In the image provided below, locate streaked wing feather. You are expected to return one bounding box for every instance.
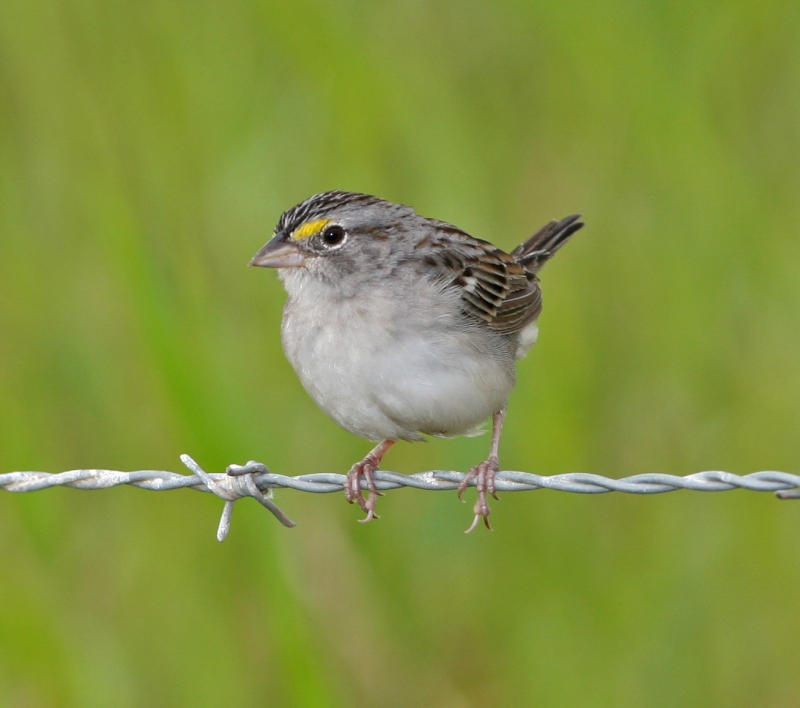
[418,222,543,335]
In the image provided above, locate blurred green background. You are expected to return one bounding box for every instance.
[2,0,800,705]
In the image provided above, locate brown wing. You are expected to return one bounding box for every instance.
[417,221,543,335]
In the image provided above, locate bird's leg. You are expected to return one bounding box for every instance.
[344,439,395,523]
[459,407,506,533]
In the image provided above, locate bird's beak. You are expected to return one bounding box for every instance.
[249,236,306,268]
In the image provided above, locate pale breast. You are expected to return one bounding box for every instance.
[280,278,517,442]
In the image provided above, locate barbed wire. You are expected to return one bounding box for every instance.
[2,455,799,540]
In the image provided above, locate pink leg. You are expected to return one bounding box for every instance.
[458,407,506,533]
[344,440,395,523]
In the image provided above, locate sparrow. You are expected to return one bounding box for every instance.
[251,191,583,531]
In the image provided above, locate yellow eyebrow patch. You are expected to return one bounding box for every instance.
[291,218,332,240]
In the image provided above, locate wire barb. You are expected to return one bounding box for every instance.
[1,458,799,539]
[179,455,296,540]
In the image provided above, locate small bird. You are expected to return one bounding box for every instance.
[251,191,583,531]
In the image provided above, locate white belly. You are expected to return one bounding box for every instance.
[281,288,516,442]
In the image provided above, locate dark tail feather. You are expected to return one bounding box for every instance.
[511,214,584,272]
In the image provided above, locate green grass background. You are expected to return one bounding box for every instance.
[2,0,800,706]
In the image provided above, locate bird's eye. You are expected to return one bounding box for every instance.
[321,225,346,247]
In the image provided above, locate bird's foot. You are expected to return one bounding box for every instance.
[344,454,385,523]
[458,456,500,533]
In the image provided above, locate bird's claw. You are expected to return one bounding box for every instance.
[459,457,499,533]
[344,456,383,522]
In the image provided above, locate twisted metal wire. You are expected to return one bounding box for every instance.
[2,455,799,540]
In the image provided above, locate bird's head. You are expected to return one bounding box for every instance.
[251,190,419,295]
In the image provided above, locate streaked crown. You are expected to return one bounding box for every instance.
[276,190,389,239]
